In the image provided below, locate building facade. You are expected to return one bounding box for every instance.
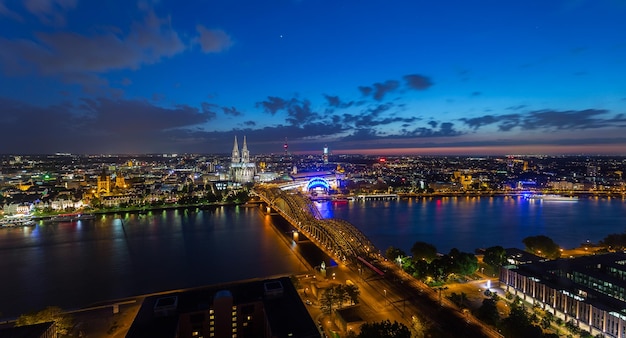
[230,136,256,183]
[501,252,626,337]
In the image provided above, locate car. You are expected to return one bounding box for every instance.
[305,300,312,305]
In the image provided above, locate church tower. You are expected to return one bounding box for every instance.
[231,136,240,164]
[230,136,256,183]
[242,136,250,163]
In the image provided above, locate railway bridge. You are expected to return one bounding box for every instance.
[253,186,378,265]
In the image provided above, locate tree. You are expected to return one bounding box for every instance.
[385,246,407,262]
[334,284,349,308]
[476,297,500,326]
[411,241,438,263]
[450,250,478,276]
[319,288,335,315]
[600,232,626,251]
[344,284,361,305]
[15,306,73,335]
[357,320,411,338]
[501,302,543,338]
[483,245,507,269]
[522,235,561,259]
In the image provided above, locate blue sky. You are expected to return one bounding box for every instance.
[1,0,625,155]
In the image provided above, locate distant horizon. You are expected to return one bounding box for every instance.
[2,149,625,158]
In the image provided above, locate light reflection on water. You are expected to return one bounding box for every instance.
[0,206,307,319]
[321,196,626,254]
[1,197,624,319]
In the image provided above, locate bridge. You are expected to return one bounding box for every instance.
[253,186,378,265]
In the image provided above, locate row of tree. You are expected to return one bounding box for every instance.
[386,242,478,283]
[319,283,361,315]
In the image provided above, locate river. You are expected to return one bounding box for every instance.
[1,196,625,319]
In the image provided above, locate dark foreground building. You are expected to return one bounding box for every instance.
[501,252,626,338]
[127,276,320,338]
[0,321,56,338]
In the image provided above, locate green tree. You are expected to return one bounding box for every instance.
[483,245,507,269]
[357,320,411,338]
[15,306,73,335]
[450,250,478,276]
[385,246,407,262]
[522,235,561,259]
[410,241,438,263]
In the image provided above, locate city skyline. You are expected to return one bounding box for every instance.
[1,0,625,155]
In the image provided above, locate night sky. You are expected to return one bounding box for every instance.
[1,0,625,155]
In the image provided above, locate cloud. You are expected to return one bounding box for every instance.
[358,74,433,102]
[0,8,200,89]
[0,1,23,21]
[23,0,77,25]
[256,96,319,127]
[222,106,243,116]
[0,96,219,154]
[323,94,354,108]
[196,25,233,53]
[405,122,462,137]
[521,109,625,130]
[195,25,233,53]
[461,114,517,130]
[256,96,289,115]
[359,80,399,101]
[460,109,626,132]
[403,74,433,90]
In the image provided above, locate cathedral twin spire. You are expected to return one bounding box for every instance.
[231,136,249,164]
[230,136,255,183]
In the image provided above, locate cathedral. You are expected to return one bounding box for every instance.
[230,136,256,183]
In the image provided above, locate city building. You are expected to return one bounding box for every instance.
[126,276,320,338]
[501,252,626,337]
[230,136,256,184]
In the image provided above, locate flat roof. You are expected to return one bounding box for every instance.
[127,276,319,338]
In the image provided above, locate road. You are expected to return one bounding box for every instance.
[298,255,504,338]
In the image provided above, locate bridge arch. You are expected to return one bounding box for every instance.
[254,186,377,264]
[306,177,330,192]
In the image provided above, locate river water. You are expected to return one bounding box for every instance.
[1,196,625,319]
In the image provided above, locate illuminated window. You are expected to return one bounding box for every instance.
[209,315,214,320]
[232,306,237,310]
[209,309,214,315]
[209,321,214,326]
[192,331,199,336]
[210,334,214,337]
[232,323,237,327]
[246,315,251,321]
[232,316,237,321]
[210,327,214,332]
